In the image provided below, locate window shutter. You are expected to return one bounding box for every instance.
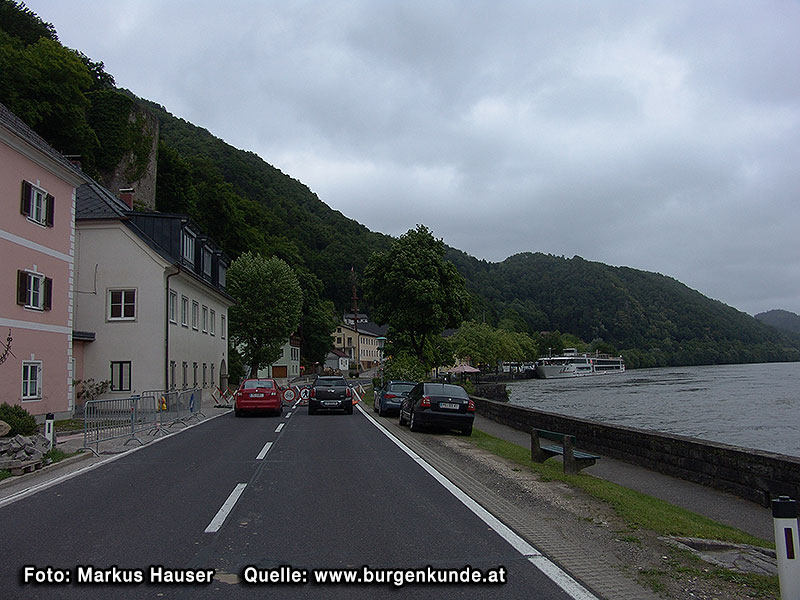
[45,194,55,227]
[20,181,32,216]
[17,271,28,305]
[43,277,53,311]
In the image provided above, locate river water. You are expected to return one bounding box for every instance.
[507,362,800,458]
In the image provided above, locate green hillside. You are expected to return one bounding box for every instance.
[3,0,799,368]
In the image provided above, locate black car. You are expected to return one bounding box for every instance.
[373,380,416,417]
[309,376,353,414]
[399,383,474,435]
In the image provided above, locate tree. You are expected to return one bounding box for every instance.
[227,252,302,375]
[296,270,339,366]
[363,225,471,367]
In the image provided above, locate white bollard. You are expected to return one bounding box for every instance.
[44,412,55,447]
[773,496,800,600]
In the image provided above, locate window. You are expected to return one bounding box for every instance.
[193,362,198,387]
[17,270,52,311]
[182,362,188,389]
[218,264,226,288]
[192,301,199,330]
[202,363,207,387]
[181,296,189,327]
[203,247,212,278]
[211,363,215,387]
[169,290,177,324]
[202,305,208,333]
[20,181,54,227]
[22,361,42,400]
[221,315,226,339]
[210,309,216,336]
[182,231,195,266]
[109,289,136,320]
[110,361,131,392]
[170,361,177,391]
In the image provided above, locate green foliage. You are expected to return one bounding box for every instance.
[227,252,303,374]
[296,270,340,365]
[451,321,538,367]
[0,1,57,46]
[363,225,471,366]
[0,402,38,436]
[383,353,427,383]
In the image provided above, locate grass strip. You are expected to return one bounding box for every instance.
[468,428,773,548]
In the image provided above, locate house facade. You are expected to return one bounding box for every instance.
[257,334,301,383]
[0,103,87,418]
[332,320,387,371]
[74,183,233,406]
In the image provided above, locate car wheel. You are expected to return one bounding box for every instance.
[309,406,317,415]
[346,404,353,415]
[398,410,408,426]
[373,399,379,413]
[378,404,387,417]
[461,425,473,436]
[234,408,241,417]
[409,410,421,432]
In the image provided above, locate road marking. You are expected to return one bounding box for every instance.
[205,483,247,533]
[275,423,285,433]
[285,411,292,418]
[255,441,273,460]
[356,403,600,600]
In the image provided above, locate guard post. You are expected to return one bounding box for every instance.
[773,495,800,599]
[44,412,55,447]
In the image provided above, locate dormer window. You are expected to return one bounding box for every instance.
[203,246,212,278]
[21,181,54,227]
[218,263,226,288]
[182,231,195,266]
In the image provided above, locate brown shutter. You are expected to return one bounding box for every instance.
[17,271,28,305]
[45,194,55,227]
[43,277,53,311]
[20,181,32,216]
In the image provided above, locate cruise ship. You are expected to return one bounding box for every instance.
[534,348,625,379]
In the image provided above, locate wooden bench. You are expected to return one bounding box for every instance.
[530,429,600,474]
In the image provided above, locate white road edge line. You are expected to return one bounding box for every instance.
[0,408,231,510]
[356,403,599,600]
[256,441,273,460]
[275,423,285,433]
[204,483,247,533]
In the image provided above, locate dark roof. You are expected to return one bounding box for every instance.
[76,179,129,220]
[328,349,349,358]
[357,321,389,337]
[0,102,86,182]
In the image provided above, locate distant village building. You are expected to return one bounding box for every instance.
[0,102,88,418]
[257,334,301,383]
[324,349,350,373]
[333,318,388,371]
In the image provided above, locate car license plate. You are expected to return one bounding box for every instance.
[440,402,459,410]
[323,401,339,406]
[251,393,264,398]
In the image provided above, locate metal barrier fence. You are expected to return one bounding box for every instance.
[83,388,205,455]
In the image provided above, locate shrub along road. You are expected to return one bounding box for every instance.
[0,403,601,599]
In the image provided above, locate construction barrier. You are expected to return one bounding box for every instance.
[83,388,203,455]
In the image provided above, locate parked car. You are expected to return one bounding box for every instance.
[374,380,416,417]
[234,378,283,417]
[309,375,353,415]
[398,383,474,435]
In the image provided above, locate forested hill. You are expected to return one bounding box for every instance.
[135,96,392,309]
[446,250,800,367]
[756,310,800,337]
[2,0,798,368]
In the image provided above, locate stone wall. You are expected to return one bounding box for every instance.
[471,396,800,507]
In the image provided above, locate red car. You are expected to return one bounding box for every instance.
[234,378,283,417]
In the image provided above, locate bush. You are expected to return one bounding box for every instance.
[0,402,38,436]
[383,353,427,382]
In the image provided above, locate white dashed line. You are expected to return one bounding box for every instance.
[204,483,247,533]
[255,441,273,460]
[275,423,285,433]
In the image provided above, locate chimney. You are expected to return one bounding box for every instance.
[119,188,135,209]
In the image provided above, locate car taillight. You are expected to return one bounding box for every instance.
[346,387,352,398]
[420,395,431,408]
[467,399,475,412]
[385,393,397,399]
[310,388,316,398]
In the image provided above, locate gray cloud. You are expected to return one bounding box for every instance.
[28,0,800,315]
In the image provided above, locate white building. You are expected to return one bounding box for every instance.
[74,182,233,405]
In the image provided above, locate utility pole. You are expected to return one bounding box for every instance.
[351,267,360,376]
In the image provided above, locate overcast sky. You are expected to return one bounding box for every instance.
[26,0,800,316]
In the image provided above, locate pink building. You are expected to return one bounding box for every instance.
[0,103,87,418]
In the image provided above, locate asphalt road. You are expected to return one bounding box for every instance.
[0,403,595,599]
